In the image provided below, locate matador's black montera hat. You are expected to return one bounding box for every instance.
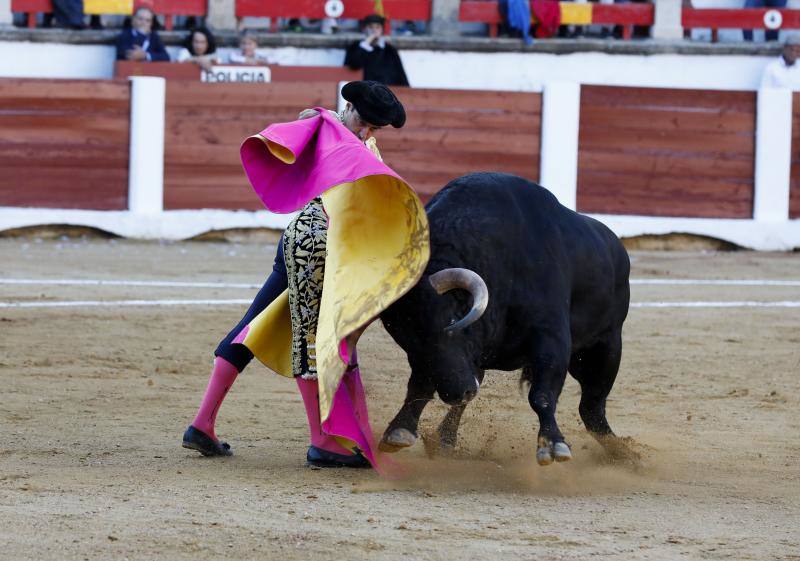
[342,80,406,129]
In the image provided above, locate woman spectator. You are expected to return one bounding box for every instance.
[228,31,269,65]
[176,27,220,71]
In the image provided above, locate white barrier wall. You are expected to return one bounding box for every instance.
[1,76,797,250]
[0,41,116,78]
[0,41,781,92]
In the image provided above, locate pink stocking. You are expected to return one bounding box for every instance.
[296,376,355,456]
[191,356,239,441]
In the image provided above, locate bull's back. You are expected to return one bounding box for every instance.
[426,173,629,343]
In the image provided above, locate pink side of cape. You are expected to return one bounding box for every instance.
[240,108,403,214]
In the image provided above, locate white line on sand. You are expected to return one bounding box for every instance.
[630,279,800,287]
[0,299,253,308]
[0,279,261,289]
[631,301,800,308]
[1,299,799,309]
[2,278,800,289]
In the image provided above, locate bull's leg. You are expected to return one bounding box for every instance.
[524,332,572,466]
[435,369,484,451]
[569,329,636,461]
[436,404,467,452]
[379,369,435,453]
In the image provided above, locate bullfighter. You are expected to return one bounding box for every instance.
[182,81,429,470]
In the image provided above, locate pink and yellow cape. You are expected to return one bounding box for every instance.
[237,108,429,471]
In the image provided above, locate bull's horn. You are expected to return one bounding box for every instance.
[428,268,489,333]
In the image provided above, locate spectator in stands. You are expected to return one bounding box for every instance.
[228,31,269,65]
[743,0,787,42]
[760,35,800,89]
[176,27,220,71]
[344,14,409,86]
[115,7,170,62]
[51,0,84,29]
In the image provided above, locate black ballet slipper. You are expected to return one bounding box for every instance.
[305,446,371,469]
[182,425,233,457]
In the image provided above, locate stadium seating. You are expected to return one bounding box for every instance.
[234,0,432,35]
[10,0,800,42]
[682,7,800,42]
[11,0,207,30]
[459,1,654,40]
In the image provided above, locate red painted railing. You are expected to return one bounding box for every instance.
[682,8,800,41]
[234,0,432,35]
[11,0,207,30]
[459,1,654,40]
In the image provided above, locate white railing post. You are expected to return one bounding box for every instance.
[0,0,12,26]
[753,87,793,223]
[128,77,166,215]
[651,0,683,40]
[207,0,237,30]
[430,0,461,37]
[539,81,581,210]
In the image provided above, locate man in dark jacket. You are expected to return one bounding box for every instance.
[115,7,170,62]
[51,0,85,29]
[344,14,409,86]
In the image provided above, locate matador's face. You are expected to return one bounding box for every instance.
[341,103,383,142]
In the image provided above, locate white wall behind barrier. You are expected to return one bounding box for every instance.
[0,208,293,239]
[401,51,775,92]
[0,41,779,92]
[0,41,115,78]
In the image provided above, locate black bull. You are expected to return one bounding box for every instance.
[377,172,631,465]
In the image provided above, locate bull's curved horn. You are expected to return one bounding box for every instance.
[428,268,489,333]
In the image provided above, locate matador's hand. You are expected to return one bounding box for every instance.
[297,108,319,120]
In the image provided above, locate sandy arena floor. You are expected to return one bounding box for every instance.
[0,237,798,560]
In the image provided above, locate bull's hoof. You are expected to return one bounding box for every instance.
[553,441,572,462]
[536,437,571,466]
[379,428,417,453]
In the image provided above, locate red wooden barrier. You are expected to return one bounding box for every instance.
[682,8,800,42]
[11,0,206,30]
[163,82,338,210]
[235,0,432,34]
[577,85,756,219]
[162,83,541,208]
[0,79,131,210]
[381,87,541,202]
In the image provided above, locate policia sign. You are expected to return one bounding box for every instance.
[202,66,272,83]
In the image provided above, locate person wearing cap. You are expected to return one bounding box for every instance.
[760,36,800,89]
[182,81,408,469]
[344,14,409,86]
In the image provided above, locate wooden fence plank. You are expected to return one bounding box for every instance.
[163,81,338,210]
[0,78,130,210]
[163,83,542,208]
[577,85,756,218]
[388,86,541,202]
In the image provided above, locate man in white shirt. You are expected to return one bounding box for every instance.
[760,36,800,89]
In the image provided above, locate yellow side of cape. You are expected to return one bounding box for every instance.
[242,174,429,421]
